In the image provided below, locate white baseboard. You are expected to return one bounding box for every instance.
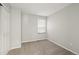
[22,39,46,43]
[48,39,78,55]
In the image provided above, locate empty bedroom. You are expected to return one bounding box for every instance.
[0,3,79,55]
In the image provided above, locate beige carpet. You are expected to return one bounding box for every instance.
[8,39,75,55]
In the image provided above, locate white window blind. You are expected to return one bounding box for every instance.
[38,19,46,33]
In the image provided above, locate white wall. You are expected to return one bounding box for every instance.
[47,3,79,54]
[22,14,47,42]
[0,6,10,54]
[10,7,21,49]
[0,5,21,54]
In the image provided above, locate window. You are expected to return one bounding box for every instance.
[38,19,46,33]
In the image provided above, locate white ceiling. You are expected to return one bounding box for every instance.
[9,3,71,16]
